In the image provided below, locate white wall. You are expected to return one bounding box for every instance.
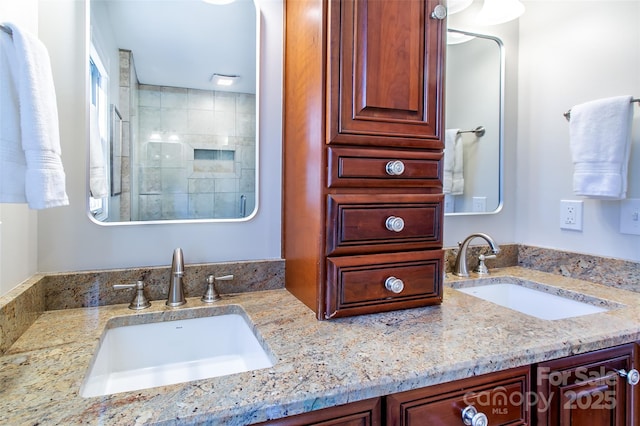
[34,0,283,273]
[0,0,39,295]
[516,0,640,262]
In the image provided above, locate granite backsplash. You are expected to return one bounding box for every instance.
[1,244,638,355]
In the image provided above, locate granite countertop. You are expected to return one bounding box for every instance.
[2,266,640,425]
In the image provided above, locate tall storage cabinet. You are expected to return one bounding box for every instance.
[283,0,447,320]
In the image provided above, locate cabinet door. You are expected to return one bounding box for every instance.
[328,0,445,149]
[536,343,639,426]
[256,397,381,425]
[386,366,531,425]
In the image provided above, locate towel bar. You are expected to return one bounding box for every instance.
[564,98,639,121]
[457,126,486,137]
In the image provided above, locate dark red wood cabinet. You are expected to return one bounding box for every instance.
[283,0,446,320]
[535,343,639,426]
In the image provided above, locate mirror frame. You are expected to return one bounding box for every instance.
[445,28,504,216]
[86,0,261,226]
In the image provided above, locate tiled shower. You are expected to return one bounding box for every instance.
[121,50,256,221]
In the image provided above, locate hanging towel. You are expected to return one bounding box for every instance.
[443,128,464,195]
[569,95,633,200]
[1,22,69,209]
[0,26,27,203]
[89,104,108,198]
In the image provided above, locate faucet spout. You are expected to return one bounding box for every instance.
[453,233,500,277]
[166,248,186,307]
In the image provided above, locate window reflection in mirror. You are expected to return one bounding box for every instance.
[445,29,503,215]
[88,0,258,224]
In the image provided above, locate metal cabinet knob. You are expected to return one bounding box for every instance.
[461,406,488,426]
[618,368,640,386]
[385,277,405,294]
[385,160,405,176]
[431,4,447,20]
[385,216,405,232]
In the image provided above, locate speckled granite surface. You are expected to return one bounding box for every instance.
[43,259,285,310]
[444,243,518,272]
[0,274,45,354]
[2,266,640,425]
[518,245,640,292]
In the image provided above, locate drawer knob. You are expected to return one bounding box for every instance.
[385,160,405,176]
[385,277,405,294]
[431,4,447,20]
[618,368,640,386]
[385,216,405,232]
[461,406,488,426]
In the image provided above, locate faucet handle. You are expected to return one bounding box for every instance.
[214,275,234,282]
[113,281,151,310]
[201,275,234,303]
[474,254,497,275]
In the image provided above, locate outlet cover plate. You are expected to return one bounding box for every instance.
[620,199,640,235]
[560,200,583,231]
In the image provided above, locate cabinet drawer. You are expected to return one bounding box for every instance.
[387,366,531,426]
[326,194,443,255]
[325,250,443,319]
[327,147,442,188]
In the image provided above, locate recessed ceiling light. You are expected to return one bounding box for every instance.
[211,74,239,86]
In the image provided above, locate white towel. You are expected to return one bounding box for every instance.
[0,27,27,203]
[89,104,108,198]
[569,95,633,200]
[443,128,464,195]
[1,23,69,209]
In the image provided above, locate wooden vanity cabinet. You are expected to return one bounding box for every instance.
[256,397,382,426]
[386,366,531,426]
[535,343,639,426]
[284,0,446,319]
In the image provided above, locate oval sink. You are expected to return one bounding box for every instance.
[453,278,619,321]
[80,306,275,397]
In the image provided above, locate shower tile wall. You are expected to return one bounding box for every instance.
[117,50,136,221]
[136,85,256,220]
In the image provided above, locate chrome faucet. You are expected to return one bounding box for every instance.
[453,233,501,277]
[166,248,186,307]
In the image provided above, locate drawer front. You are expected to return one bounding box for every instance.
[327,194,443,255]
[325,250,443,319]
[328,147,442,188]
[387,366,531,426]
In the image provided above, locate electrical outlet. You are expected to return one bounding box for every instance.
[472,196,487,213]
[560,200,583,231]
[620,199,640,235]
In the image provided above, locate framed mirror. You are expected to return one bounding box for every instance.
[88,0,258,224]
[444,29,504,215]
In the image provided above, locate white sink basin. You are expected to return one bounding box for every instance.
[455,279,614,320]
[80,307,275,397]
